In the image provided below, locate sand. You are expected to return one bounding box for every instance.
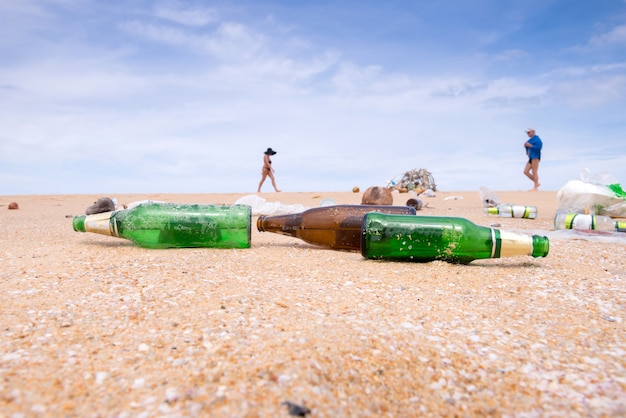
[0,190,624,417]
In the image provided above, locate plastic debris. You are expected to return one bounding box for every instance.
[479,187,500,208]
[419,189,436,197]
[388,168,437,192]
[556,169,626,217]
[235,195,308,216]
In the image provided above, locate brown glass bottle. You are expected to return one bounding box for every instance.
[256,205,416,250]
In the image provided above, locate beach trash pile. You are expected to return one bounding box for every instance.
[388,168,437,193]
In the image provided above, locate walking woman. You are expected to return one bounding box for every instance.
[257,147,281,192]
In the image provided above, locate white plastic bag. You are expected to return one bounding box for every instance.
[556,170,626,217]
[235,195,308,216]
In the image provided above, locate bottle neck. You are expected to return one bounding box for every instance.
[257,214,301,236]
[82,211,117,237]
[496,229,532,258]
[495,229,549,258]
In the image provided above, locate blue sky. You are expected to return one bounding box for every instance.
[1,0,625,195]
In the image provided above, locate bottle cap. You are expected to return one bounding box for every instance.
[531,235,550,258]
[73,215,86,232]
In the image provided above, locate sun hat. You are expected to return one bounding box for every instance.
[264,148,277,155]
[525,128,535,133]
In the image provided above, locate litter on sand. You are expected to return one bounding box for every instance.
[388,168,437,193]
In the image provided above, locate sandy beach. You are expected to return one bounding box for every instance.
[1,190,624,417]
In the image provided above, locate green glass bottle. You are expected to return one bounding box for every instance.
[73,202,251,249]
[257,205,416,250]
[361,213,549,264]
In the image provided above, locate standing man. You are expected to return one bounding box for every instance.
[523,128,542,191]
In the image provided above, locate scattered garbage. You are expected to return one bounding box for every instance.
[388,168,437,193]
[406,198,423,210]
[480,187,536,219]
[444,196,463,201]
[556,169,626,217]
[419,189,436,197]
[235,195,308,216]
[479,187,500,207]
[486,204,537,219]
[8,202,19,210]
[554,213,626,232]
[352,186,360,193]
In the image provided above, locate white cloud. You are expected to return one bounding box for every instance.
[154,1,217,27]
[122,20,266,62]
[540,63,626,108]
[492,49,529,62]
[550,74,626,108]
[589,24,626,46]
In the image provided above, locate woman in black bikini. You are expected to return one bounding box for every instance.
[257,147,281,192]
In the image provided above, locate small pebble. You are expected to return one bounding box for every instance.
[282,401,311,417]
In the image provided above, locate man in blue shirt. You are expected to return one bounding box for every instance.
[523,128,542,191]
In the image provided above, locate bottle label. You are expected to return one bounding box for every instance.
[490,228,499,257]
[511,205,536,219]
[563,214,594,230]
[84,212,114,237]
[498,230,533,257]
[496,204,536,218]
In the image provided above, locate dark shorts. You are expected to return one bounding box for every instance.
[528,157,540,164]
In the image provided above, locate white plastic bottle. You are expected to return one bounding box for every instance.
[554,213,626,232]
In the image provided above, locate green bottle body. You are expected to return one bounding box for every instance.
[361,213,549,264]
[73,202,251,249]
[257,205,416,250]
